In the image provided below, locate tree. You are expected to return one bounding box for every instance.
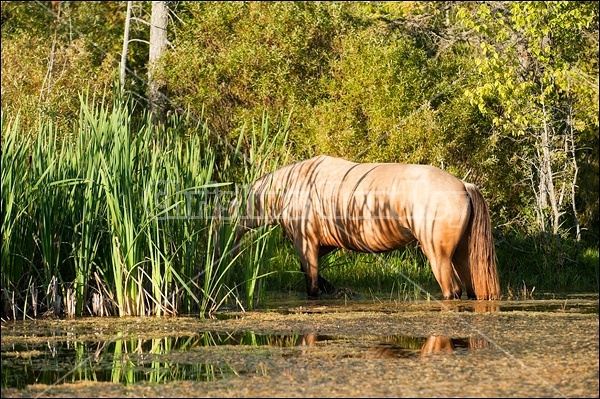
[120,1,133,91]
[458,2,598,239]
[148,1,168,125]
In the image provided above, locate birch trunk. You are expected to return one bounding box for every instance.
[120,1,133,91]
[540,98,560,235]
[148,1,168,125]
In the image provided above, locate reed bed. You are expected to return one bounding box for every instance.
[1,97,289,319]
[1,96,444,321]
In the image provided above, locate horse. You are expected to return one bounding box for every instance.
[228,155,499,300]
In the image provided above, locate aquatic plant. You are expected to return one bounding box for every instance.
[0,96,289,319]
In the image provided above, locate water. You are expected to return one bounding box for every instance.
[0,331,491,389]
[1,294,598,397]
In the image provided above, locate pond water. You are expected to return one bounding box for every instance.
[1,293,598,398]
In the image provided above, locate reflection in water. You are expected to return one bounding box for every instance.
[420,335,489,355]
[451,303,500,313]
[420,336,456,355]
[1,331,488,389]
[363,335,490,359]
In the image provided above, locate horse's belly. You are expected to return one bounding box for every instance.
[320,220,416,253]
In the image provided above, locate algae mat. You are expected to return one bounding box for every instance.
[1,295,598,398]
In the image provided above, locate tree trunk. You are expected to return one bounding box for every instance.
[148,1,168,126]
[540,98,560,235]
[120,1,133,92]
[567,105,581,241]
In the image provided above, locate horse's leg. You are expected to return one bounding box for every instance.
[295,260,333,295]
[294,238,320,299]
[452,233,476,299]
[419,192,471,299]
[433,257,462,300]
[422,245,462,299]
[318,275,336,294]
[317,246,337,294]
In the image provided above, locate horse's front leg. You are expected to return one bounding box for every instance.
[317,246,337,294]
[295,265,334,295]
[295,239,320,299]
[318,275,336,294]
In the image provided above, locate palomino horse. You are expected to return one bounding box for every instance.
[230,155,499,300]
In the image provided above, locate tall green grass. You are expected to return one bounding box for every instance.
[0,97,289,319]
[495,231,600,295]
[7,96,592,320]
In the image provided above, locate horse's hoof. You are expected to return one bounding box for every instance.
[443,294,460,300]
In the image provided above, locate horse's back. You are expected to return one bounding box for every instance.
[303,155,464,190]
[279,156,470,252]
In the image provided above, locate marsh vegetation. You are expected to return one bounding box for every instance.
[1,2,598,320]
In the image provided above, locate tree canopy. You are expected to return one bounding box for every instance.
[2,1,598,241]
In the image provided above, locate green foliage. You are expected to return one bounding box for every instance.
[161,2,483,167]
[1,2,598,318]
[457,1,599,237]
[458,1,598,135]
[496,229,599,294]
[0,1,153,133]
[1,97,275,318]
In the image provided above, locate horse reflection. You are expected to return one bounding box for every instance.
[373,335,490,358]
[295,333,489,359]
[300,333,319,346]
[421,336,462,356]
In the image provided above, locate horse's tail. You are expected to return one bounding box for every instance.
[464,183,500,300]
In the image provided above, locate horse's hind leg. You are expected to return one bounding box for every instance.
[422,244,462,299]
[431,257,462,300]
[452,233,476,299]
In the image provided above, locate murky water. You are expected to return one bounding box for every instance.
[1,293,598,397]
[0,331,490,389]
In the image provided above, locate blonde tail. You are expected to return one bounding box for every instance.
[464,183,500,300]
